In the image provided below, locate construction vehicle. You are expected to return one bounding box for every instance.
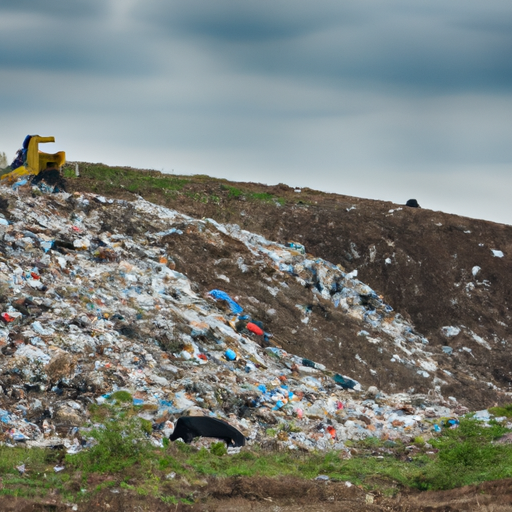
[1,135,66,182]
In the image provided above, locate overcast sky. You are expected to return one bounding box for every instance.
[1,1,512,225]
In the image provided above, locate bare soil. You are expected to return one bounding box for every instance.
[1,476,511,511]
[70,172,512,409]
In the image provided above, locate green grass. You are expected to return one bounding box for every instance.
[0,405,508,505]
[63,162,290,209]
[62,163,189,195]
[218,184,285,204]
[489,403,512,418]
[412,418,512,490]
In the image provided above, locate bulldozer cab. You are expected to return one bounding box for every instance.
[2,135,66,181]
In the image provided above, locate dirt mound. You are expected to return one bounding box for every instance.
[68,169,512,408]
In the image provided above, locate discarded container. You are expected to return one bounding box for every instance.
[225,349,237,361]
[247,322,264,336]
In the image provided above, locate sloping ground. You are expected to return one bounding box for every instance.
[67,163,512,408]
[0,167,508,511]
[0,186,473,450]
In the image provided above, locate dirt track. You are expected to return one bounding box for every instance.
[2,476,511,511]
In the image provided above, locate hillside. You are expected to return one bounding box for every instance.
[66,162,512,409]
[0,164,509,510]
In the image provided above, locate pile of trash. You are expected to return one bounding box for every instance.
[0,184,504,453]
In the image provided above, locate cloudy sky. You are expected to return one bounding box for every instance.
[1,1,512,225]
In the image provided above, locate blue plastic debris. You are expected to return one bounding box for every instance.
[40,240,53,252]
[287,241,306,254]
[133,398,144,406]
[154,228,183,236]
[208,289,243,314]
[333,374,357,390]
[225,349,237,361]
[12,179,28,190]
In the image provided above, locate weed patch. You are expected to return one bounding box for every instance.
[0,416,508,504]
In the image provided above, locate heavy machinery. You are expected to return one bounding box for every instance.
[1,135,66,182]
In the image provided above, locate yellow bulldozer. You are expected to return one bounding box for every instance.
[1,135,66,182]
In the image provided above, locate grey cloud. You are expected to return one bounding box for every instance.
[137,0,365,42]
[138,0,512,93]
[0,24,155,75]
[0,0,106,18]
[0,0,511,225]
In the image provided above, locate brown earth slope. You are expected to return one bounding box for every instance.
[68,165,512,408]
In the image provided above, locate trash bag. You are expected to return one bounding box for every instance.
[247,322,264,336]
[208,289,243,314]
[333,374,357,390]
[169,416,246,447]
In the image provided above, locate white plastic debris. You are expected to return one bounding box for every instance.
[441,326,461,338]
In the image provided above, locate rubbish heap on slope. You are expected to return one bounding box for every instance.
[0,184,504,454]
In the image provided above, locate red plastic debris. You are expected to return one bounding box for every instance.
[30,272,40,280]
[72,226,81,232]
[247,322,264,336]
[326,426,337,439]
[1,313,15,323]
[197,353,208,361]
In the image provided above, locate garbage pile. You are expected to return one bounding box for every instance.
[0,185,502,453]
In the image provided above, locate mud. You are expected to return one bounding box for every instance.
[1,476,511,511]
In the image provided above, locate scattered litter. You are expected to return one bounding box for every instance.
[441,326,460,338]
[0,185,495,457]
[208,289,243,314]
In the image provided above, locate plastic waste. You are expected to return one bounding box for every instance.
[0,187,478,456]
[247,322,264,336]
[208,289,243,314]
[333,374,358,390]
[225,349,237,361]
[287,241,306,254]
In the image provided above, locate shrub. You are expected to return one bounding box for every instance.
[66,403,152,474]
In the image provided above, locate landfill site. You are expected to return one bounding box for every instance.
[0,146,511,510]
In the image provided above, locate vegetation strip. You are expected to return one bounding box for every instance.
[0,399,510,506]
